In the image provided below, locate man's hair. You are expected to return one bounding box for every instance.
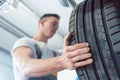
[38,13,60,27]
[40,13,60,20]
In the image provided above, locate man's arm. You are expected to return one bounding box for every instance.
[13,46,63,77]
[13,33,93,77]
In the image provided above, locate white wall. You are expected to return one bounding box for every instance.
[0,51,14,80]
[58,70,79,80]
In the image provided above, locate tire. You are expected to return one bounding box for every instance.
[69,0,120,80]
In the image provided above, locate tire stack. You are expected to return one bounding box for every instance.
[69,0,120,80]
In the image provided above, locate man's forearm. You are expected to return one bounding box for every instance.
[21,56,64,77]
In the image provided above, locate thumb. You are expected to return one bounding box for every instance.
[64,32,72,47]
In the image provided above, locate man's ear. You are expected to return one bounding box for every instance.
[40,19,44,25]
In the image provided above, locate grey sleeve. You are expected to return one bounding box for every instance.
[11,37,36,57]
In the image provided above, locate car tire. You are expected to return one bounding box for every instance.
[69,0,120,80]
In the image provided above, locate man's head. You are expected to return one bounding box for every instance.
[38,13,60,39]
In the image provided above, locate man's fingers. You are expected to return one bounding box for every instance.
[68,47,90,57]
[64,32,72,47]
[71,53,92,62]
[74,59,93,68]
[65,43,89,51]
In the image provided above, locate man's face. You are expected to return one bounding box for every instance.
[40,16,59,38]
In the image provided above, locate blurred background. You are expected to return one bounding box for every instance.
[0,0,84,80]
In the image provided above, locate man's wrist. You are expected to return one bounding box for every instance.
[55,56,65,70]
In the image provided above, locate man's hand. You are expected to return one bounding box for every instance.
[60,32,93,70]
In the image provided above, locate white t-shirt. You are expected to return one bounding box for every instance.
[11,37,60,80]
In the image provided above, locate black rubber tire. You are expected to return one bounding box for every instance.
[69,0,120,80]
